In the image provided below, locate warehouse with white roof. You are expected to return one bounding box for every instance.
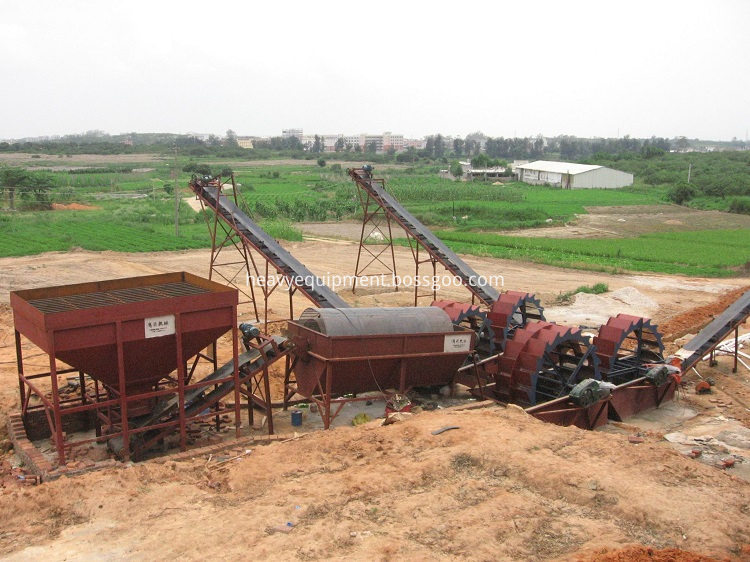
[516,160,634,189]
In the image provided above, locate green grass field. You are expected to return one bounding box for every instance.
[0,195,302,258]
[432,229,750,277]
[1,160,748,277]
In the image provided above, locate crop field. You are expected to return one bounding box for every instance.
[1,159,748,276]
[433,229,750,276]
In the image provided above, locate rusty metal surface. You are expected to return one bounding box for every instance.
[526,395,610,430]
[12,273,242,466]
[432,300,495,356]
[527,376,676,428]
[607,377,676,421]
[11,272,237,393]
[285,314,475,428]
[493,321,599,406]
[487,290,545,351]
[26,282,208,314]
[287,321,474,396]
[593,314,664,385]
[298,307,454,337]
[348,168,500,306]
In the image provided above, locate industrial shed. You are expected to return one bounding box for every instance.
[516,160,634,189]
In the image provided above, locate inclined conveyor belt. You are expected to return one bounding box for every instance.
[677,289,750,371]
[349,169,500,306]
[192,183,349,309]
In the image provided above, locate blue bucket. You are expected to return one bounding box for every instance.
[291,410,303,427]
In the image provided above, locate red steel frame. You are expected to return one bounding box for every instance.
[15,321,240,465]
[351,172,446,307]
[199,176,261,322]
[352,181,400,294]
[11,273,242,465]
[349,168,493,307]
[195,174,326,329]
[283,322,475,429]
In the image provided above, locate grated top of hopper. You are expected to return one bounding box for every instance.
[28,282,209,314]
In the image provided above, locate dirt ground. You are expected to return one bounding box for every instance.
[300,205,750,241]
[1,240,750,560]
[0,153,166,166]
[502,205,750,239]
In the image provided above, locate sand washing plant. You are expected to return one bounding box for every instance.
[8,167,750,479]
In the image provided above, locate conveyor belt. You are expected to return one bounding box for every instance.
[349,168,500,306]
[191,181,348,309]
[676,289,750,372]
[109,336,287,455]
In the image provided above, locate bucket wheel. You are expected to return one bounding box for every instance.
[487,290,545,351]
[593,314,664,385]
[494,321,600,406]
[432,300,495,356]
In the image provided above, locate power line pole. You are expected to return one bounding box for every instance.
[172,145,179,237]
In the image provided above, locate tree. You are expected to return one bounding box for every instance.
[397,147,417,163]
[453,138,464,156]
[182,162,212,176]
[471,153,490,169]
[424,136,435,159]
[334,137,345,152]
[450,160,463,180]
[675,136,690,151]
[1,168,54,210]
[312,135,323,153]
[226,129,239,147]
[367,140,378,154]
[434,134,445,158]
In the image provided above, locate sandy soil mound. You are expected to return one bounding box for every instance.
[659,286,750,344]
[1,407,749,560]
[545,287,659,327]
[51,203,98,211]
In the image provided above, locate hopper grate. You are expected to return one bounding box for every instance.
[28,282,209,314]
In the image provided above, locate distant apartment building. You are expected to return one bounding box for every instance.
[236,136,255,149]
[283,129,421,153]
[344,135,364,148]
[383,132,404,152]
[403,138,426,150]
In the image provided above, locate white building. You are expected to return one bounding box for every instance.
[282,128,303,140]
[516,160,633,189]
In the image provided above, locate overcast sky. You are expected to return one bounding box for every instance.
[1,0,748,141]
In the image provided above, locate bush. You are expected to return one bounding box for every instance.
[556,283,609,304]
[182,162,212,176]
[728,197,750,215]
[667,183,696,205]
